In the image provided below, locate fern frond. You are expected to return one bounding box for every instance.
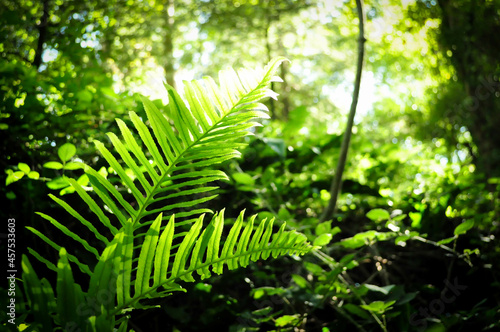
[25,58,317,328]
[29,57,288,267]
[21,256,56,330]
[112,209,312,313]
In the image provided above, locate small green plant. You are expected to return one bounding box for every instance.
[20,57,315,331]
[6,142,88,196]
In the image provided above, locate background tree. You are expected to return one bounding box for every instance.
[408,0,500,180]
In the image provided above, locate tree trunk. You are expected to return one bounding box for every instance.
[163,0,176,89]
[264,12,276,118]
[437,0,500,179]
[33,0,50,69]
[320,0,366,222]
[280,60,290,121]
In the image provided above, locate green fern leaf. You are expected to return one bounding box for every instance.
[120,209,312,312]
[29,56,287,259]
[56,248,87,329]
[21,256,55,330]
[26,57,317,328]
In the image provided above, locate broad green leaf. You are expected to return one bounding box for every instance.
[313,233,333,246]
[291,274,309,289]
[193,282,212,293]
[366,208,390,222]
[63,162,83,170]
[58,143,76,162]
[252,306,273,316]
[304,262,324,275]
[6,171,24,185]
[409,212,422,228]
[339,237,366,249]
[233,172,255,186]
[60,186,76,196]
[18,162,30,173]
[331,226,341,236]
[437,236,456,245]
[77,174,89,186]
[340,231,396,249]
[251,287,285,300]
[44,161,63,170]
[275,314,300,327]
[315,221,331,235]
[454,219,474,236]
[46,177,70,190]
[14,171,25,179]
[360,300,396,313]
[28,171,40,179]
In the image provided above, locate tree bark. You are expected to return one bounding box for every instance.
[264,11,276,118]
[320,0,366,222]
[163,0,176,89]
[33,0,50,69]
[280,60,290,121]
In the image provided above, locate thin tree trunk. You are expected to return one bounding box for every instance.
[320,0,366,223]
[276,31,290,121]
[280,60,290,120]
[265,13,276,118]
[33,0,50,69]
[163,0,176,89]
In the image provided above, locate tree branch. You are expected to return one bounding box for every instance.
[320,0,366,223]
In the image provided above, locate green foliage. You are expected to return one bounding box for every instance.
[453,219,474,236]
[2,1,500,331]
[19,58,315,330]
[366,208,390,222]
[6,142,88,197]
[5,163,39,185]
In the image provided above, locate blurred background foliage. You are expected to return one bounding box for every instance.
[1,0,499,331]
